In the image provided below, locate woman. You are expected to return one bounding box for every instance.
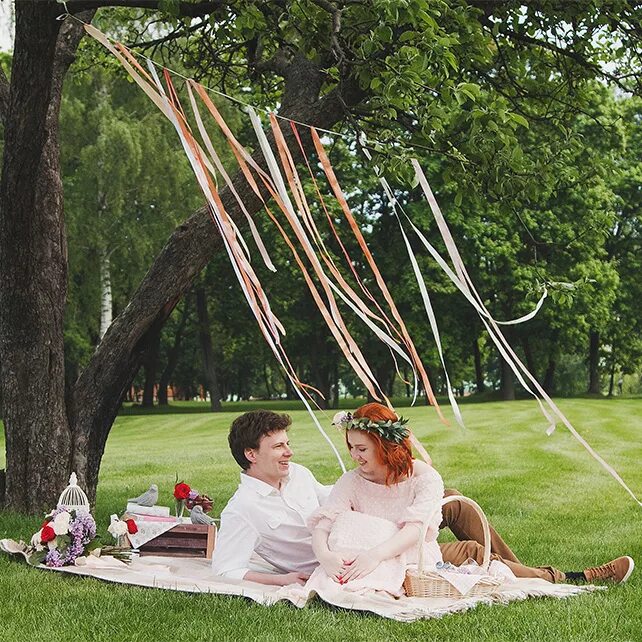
[306,402,444,597]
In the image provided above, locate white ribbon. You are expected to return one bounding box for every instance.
[411,160,641,507]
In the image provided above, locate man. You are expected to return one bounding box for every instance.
[211,410,634,586]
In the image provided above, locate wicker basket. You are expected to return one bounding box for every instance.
[404,495,504,599]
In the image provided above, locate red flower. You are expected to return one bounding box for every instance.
[174,482,191,500]
[41,525,56,544]
[125,519,138,535]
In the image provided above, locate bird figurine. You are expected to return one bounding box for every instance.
[127,484,158,507]
[189,505,216,526]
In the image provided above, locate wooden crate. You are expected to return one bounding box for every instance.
[138,523,216,559]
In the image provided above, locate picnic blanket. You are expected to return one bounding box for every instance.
[0,539,601,622]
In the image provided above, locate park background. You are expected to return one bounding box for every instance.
[0,2,641,640]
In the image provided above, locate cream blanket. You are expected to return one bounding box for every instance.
[1,539,601,622]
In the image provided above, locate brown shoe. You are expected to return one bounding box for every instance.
[583,556,634,583]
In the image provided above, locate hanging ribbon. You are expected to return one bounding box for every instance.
[411,160,641,506]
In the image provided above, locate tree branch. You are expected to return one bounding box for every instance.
[65,0,224,17]
[70,63,365,491]
[479,15,638,94]
[126,18,207,49]
[254,49,291,76]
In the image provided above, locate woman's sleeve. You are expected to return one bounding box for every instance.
[307,472,354,532]
[399,467,444,541]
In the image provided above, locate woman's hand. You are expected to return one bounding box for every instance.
[319,551,351,582]
[340,550,383,582]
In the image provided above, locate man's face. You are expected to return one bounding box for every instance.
[245,429,293,487]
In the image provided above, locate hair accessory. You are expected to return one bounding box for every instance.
[332,411,410,444]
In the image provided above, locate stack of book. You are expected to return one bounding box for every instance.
[125,503,171,517]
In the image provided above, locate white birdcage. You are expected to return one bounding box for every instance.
[56,472,91,513]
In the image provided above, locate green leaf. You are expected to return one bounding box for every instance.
[57,534,71,549]
[399,31,418,43]
[510,112,530,128]
[27,550,47,567]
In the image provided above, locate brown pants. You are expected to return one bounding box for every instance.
[439,488,566,583]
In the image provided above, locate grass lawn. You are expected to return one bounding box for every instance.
[1,398,641,641]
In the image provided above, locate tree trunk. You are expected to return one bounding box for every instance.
[158,300,190,406]
[607,358,616,398]
[500,357,515,400]
[0,6,95,512]
[99,248,112,340]
[141,329,161,408]
[542,356,556,395]
[330,360,339,409]
[521,336,538,382]
[472,338,485,393]
[1,5,364,510]
[263,364,273,399]
[195,288,222,412]
[588,330,601,394]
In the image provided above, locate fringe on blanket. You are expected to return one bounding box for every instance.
[278,579,602,622]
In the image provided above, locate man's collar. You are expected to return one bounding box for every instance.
[240,470,290,496]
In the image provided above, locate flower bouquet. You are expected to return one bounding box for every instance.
[107,515,138,546]
[27,507,96,567]
[174,479,213,518]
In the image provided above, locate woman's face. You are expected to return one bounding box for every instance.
[346,429,382,478]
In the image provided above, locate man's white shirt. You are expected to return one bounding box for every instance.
[211,462,331,579]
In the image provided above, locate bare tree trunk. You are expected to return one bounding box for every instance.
[0,6,94,512]
[542,356,556,395]
[263,364,273,399]
[141,329,161,407]
[196,288,222,411]
[158,300,190,406]
[607,358,616,398]
[99,249,112,340]
[472,338,485,393]
[521,336,538,382]
[588,330,601,394]
[500,357,515,401]
[330,360,339,409]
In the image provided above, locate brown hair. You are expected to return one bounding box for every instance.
[228,410,291,470]
[351,402,413,485]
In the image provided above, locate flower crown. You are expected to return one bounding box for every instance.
[332,411,410,444]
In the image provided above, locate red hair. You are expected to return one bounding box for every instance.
[351,403,413,485]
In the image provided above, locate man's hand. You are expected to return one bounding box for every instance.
[319,551,351,583]
[339,551,382,583]
[278,572,309,586]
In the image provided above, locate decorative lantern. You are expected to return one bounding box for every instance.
[57,472,91,513]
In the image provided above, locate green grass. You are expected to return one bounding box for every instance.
[1,399,641,641]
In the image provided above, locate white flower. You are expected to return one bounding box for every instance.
[52,511,71,535]
[331,411,352,429]
[108,519,127,539]
[30,530,44,548]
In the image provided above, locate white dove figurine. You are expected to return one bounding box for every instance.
[189,505,216,526]
[127,484,158,507]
